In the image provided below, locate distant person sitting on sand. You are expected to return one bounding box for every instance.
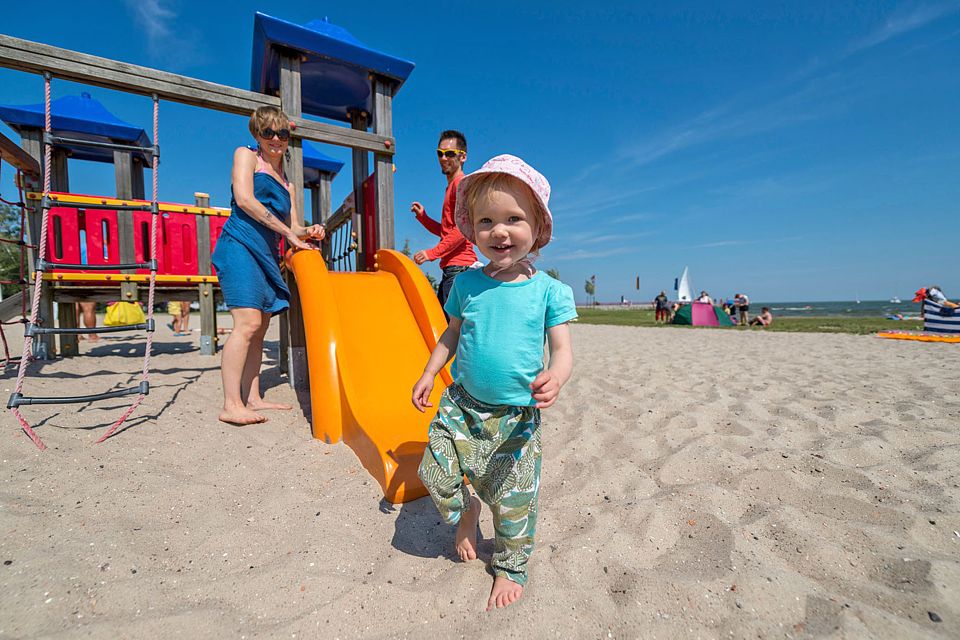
[412,155,575,611]
[927,285,959,308]
[697,290,713,304]
[749,307,774,327]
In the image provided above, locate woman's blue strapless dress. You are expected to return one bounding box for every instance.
[211,171,291,314]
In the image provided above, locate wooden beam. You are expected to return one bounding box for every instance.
[350,109,369,270]
[0,35,395,155]
[0,130,40,175]
[279,52,308,389]
[372,78,395,250]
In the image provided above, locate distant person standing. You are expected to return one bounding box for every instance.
[411,130,479,317]
[654,291,669,323]
[697,290,713,305]
[736,292,750,326]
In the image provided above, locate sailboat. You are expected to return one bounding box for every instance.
[675,266,692,302]
[890,296,902,304]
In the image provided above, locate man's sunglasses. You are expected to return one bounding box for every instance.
[261,127,291,141]
[436,148,465,159]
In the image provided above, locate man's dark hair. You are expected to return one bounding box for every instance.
[438,130,467,152]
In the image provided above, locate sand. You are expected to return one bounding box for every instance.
[0,321,958,639]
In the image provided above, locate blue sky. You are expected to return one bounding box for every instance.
[1,1,957,303]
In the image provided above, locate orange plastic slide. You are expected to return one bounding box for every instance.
[287,249,452,503]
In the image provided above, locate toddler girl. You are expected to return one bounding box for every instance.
[412,155,576,610]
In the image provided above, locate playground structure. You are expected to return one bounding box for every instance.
[0,15,447,501]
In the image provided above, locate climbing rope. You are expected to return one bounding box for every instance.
[95,95,160,444]
[10,75,161,448]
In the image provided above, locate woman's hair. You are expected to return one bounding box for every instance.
[248,106,290,138]
[463,172,548,254]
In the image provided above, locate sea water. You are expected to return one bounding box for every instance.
[752,300,919,318]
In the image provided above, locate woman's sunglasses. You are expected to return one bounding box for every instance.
[261,127,291,141]
[436,148,465,159]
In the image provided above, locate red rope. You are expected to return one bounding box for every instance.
[8,74,52,449]
[95,95,160,444]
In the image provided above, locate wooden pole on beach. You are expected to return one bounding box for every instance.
[194,192,217,355]
[277,52,309,391]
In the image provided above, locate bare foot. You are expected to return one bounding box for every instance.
[246,399,293,411]
[486,576,524,611]
[218,407,267,426]
[456,496,481,562]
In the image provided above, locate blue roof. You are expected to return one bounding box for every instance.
[0,92,151,164]
[302,141,343,184]
[250,13,415,122]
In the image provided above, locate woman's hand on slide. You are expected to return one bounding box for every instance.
[286,231,316,251]
[302,224,326,241]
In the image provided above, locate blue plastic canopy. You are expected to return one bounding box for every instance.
[0,92,151,164]
[250,13,415,122]
[302,141,343,185]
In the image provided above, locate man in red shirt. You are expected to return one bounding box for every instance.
[411,130,479,316]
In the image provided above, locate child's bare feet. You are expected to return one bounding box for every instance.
[246,399,292,411]
[218,407,267,425]
[486,576,524,610]
[455,496,481,561]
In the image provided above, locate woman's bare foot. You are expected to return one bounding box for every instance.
[455,496,481,561]
[486,576,524,611]
[218,407,267,425]
[246,399,293,411]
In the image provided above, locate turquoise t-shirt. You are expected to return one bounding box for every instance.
[444,269,578,406]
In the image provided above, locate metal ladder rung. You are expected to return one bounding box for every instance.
[44,133,159,157]
[36,259,157,272]
[42,196,154,212]
[7,382,149,408]
[26,320,155,337]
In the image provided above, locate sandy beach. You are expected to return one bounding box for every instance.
[1,321,958,639]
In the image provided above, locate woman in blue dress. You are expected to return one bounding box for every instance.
[212,106,325,425]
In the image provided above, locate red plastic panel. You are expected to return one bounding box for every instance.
[133,210,165,274]
[82,209,119,272]
[161,212,198,275]
[208,216,229,275]
[362,175,377,268]
[44,206,82,272]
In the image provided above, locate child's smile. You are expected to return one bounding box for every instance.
[473,184,538,278]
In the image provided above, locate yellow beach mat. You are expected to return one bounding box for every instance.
[877,331,960,343]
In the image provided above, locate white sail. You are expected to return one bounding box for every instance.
[676,266,692,302]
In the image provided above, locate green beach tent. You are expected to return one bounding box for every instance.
[671,302,737,327]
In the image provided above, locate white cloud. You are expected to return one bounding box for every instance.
[848,2,960,54]
[125,0,206,69]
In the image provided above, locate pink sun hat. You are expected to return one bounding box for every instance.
[454,154,553,250]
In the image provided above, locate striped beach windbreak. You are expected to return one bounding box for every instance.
[923,299,960,334]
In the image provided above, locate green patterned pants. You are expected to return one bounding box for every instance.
[418,384,542,586]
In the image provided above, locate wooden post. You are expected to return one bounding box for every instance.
[194,192,217,355]
[131,155,146,200]
[278,52,308,390]
[316,174,332,262]
[114,150,138,303]
[19,128,55,359]
[349,109,369,270]
[372,77,395,251]
[51,148,80,357]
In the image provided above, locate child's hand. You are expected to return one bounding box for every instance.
[412,374,435,412]
[531,369,561,409]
